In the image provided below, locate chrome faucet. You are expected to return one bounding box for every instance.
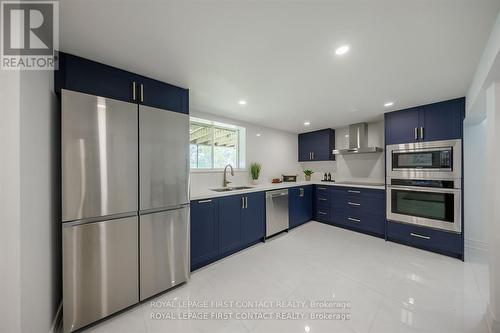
[223,164,234,188]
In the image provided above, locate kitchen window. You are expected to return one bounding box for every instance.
[189,117,246,170]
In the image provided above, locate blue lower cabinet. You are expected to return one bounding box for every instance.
[313,185,331,222]
[329,187,385,238]
[190,198,219,270]
[191,192,265,271]
[242,192,265,244]
[386,221,463,259]
[219,195,245,256]
[314,205,330,222]
[289,186,313,228]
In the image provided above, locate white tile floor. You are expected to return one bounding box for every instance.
[83,221,490,333]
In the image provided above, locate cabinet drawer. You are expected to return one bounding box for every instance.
[344,213,385,235]
[315,207,330,221]
[315,185,330,194]
[346,195,385,217]
[387,221,462,258]
[316,194,329,206]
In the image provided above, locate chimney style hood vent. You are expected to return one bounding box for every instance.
[332,122,383,155]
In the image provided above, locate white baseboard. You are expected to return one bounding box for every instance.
[49,302,62,333]
[465,238,489,263]
[485,303,500,333]
[466,238,489,252]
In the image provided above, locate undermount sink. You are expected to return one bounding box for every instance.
[211,186,254,192]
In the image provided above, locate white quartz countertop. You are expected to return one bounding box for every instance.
[190,180,385,201]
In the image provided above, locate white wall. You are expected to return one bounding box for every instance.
[485,82,500,333]
[464,118,489,258]
[466,9,500,333]
[19,70,60,333]
[300,121,385,182]
[189,111,302,194]
[0,69,60,333]
[0,69,22,333]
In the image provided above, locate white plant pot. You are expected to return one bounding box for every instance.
[251,179,260,185]
[305,175,312,181]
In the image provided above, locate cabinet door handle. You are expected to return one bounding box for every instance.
[140,83,144,102]
[312,152,315,160]
[420,127,424,140]
[299,188,304,197]
[318,211,327,215]
[319,198,327,201]
[318,187,326,190]
[245,196,248,209]
[132,81,137,101]
[414,127,418,140]
[348,202,360,206]
[198,199,212,203]
[241,197,245,209]
[410,232,430,240]
[348,217,360,223]
[348,190,360,194]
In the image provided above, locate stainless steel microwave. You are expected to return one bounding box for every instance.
[386,139,462,180]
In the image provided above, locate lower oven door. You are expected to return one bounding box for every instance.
[387,185,462,233]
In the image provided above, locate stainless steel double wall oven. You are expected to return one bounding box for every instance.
[386,139,462,233]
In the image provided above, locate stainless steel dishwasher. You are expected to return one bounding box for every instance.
[266,189,289,238]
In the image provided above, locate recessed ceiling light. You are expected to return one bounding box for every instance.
[238,100,247,105]
[304,121,311,126]
[384,101,394,107]
[335,45,350,56]
[256,133,262,137]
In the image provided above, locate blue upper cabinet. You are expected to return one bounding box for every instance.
[385,107,421,145]
[136,75,189,113]
[55,52,189,114]
[385,98,465,145]
[55,52,138,103]
[298,129,335,161]
[419,98,465,141]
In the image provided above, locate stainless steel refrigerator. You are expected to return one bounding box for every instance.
[61,89,190,333]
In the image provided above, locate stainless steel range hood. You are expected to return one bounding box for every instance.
[332,122,383,155]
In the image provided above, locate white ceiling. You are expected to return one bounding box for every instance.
[59,0,500,133]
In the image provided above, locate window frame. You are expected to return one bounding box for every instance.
[189,117,246,171]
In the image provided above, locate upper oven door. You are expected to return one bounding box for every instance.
[386,185,462,233]
[386,139,462,180]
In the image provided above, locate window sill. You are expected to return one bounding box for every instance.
[190,168,247,174]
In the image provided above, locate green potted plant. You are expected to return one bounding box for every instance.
[303,169,314,181]
[250,162,262,185]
